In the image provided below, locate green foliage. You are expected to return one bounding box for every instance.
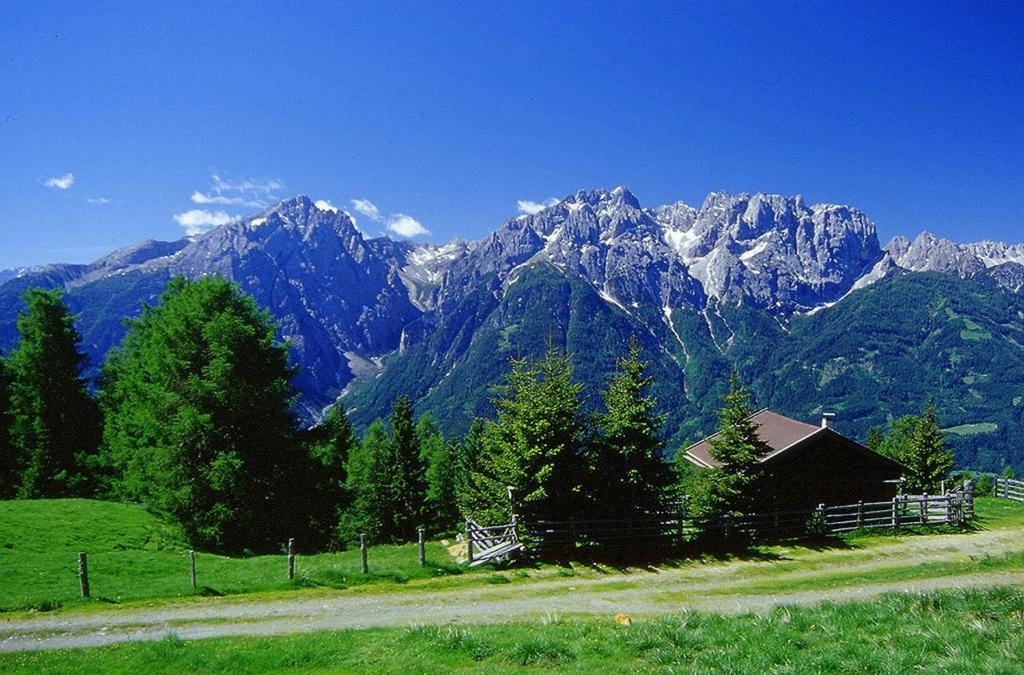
[876,416,919,463]
[370,396,428,541]
[903,401,955,494]
[7,288,100,498]
[465,348,587,524]
[591,339,671,520]
[419,414,459,532]
[0,359,14,498]
[1000,465,1016,480]
[338,420,387,544]
[100,276,307,553]
[694,373,767,516]
[865,426,883,452]
[302,404,358,547]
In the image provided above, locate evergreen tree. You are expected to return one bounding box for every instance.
[304,404,358,548]
[101,276,302,552]
[701,372,766,515]
[592,339,670,520]
[0,358,15,498]
[419,414,459,532]
[903,401,954,493]
[8,288,100,498]
[338,419,387,543]
[466,348,587,524]
[454,418,488,522]
[366,396,427,541]
[865,426,884,453]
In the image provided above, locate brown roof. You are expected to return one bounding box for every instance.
[684,409,822,468]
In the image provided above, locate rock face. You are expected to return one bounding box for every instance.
[1,188,1021,422]
[887,232,1024,293]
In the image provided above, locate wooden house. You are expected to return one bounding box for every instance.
[682,409,906,510]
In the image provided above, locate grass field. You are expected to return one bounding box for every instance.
[2,587,1023,673]
[0,499,464,613]
[2,496,1022,617]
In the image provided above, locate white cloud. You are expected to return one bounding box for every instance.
[45,173,75,190]
[351,198,383,223]
[86,196,110,204]
[174,209,233,236]
[517,198,559,215]
[189,174,285,209]
[314,199,339,213]
[386,213,430,238]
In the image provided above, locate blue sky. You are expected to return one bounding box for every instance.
[1,1,1022,269]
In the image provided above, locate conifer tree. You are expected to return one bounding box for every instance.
[702,372,766,515]
[593,339,670,520]
[304,404,358,547]
[367,396,427,541]
[903,400,954,494]
[8,288,100,498]
[101,276,302,552]
[467,348,586,523]
[419,414,459,532]
[338,419,387,543]
[0,359,15,498]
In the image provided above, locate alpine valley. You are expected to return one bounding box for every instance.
[3,189,1023,472]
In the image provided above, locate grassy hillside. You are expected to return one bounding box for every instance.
[0,500,462,613]
[4,587,1024,673]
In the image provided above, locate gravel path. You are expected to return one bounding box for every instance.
[2,527,1022,653]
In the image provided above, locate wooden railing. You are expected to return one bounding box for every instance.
[994,477,1024,503]
[462,485,975,563]
[464,517,522,565]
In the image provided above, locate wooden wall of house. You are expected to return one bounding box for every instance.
[752,433,903,511]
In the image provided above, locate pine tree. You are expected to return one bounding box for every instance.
[702,372,766,515]
[0,358,16,498]
[903,401,954,494]
[418,414,459,532]
[101,276,303,552]
[304,404,358,547]
[592,339,670,520]
[466,348,587,524]
[366,396,427,541]
[338,419,387,543]
[8,288,101,498]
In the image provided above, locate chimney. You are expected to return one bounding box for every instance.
[821,412,836,429]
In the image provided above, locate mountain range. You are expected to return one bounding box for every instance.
[2,189,1023,472]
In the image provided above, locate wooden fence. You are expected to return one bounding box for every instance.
[994,477,1024,503]
[464,486,974,562]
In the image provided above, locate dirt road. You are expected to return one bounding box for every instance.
[2,526,1022,652]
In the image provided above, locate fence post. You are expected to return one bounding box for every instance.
[817,504,826,535]
[287,538,295,580]
[891,496,899,530]
[78,552,90,598]
[189,550,197,590]
[921,493,928,525]
[724,513,731,540]
[965,480,974,520]
[418,527,426,567]
[994,478,1000,497]
[360,533,369,573]
[465,520,474,564]
[857,501,864,529]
